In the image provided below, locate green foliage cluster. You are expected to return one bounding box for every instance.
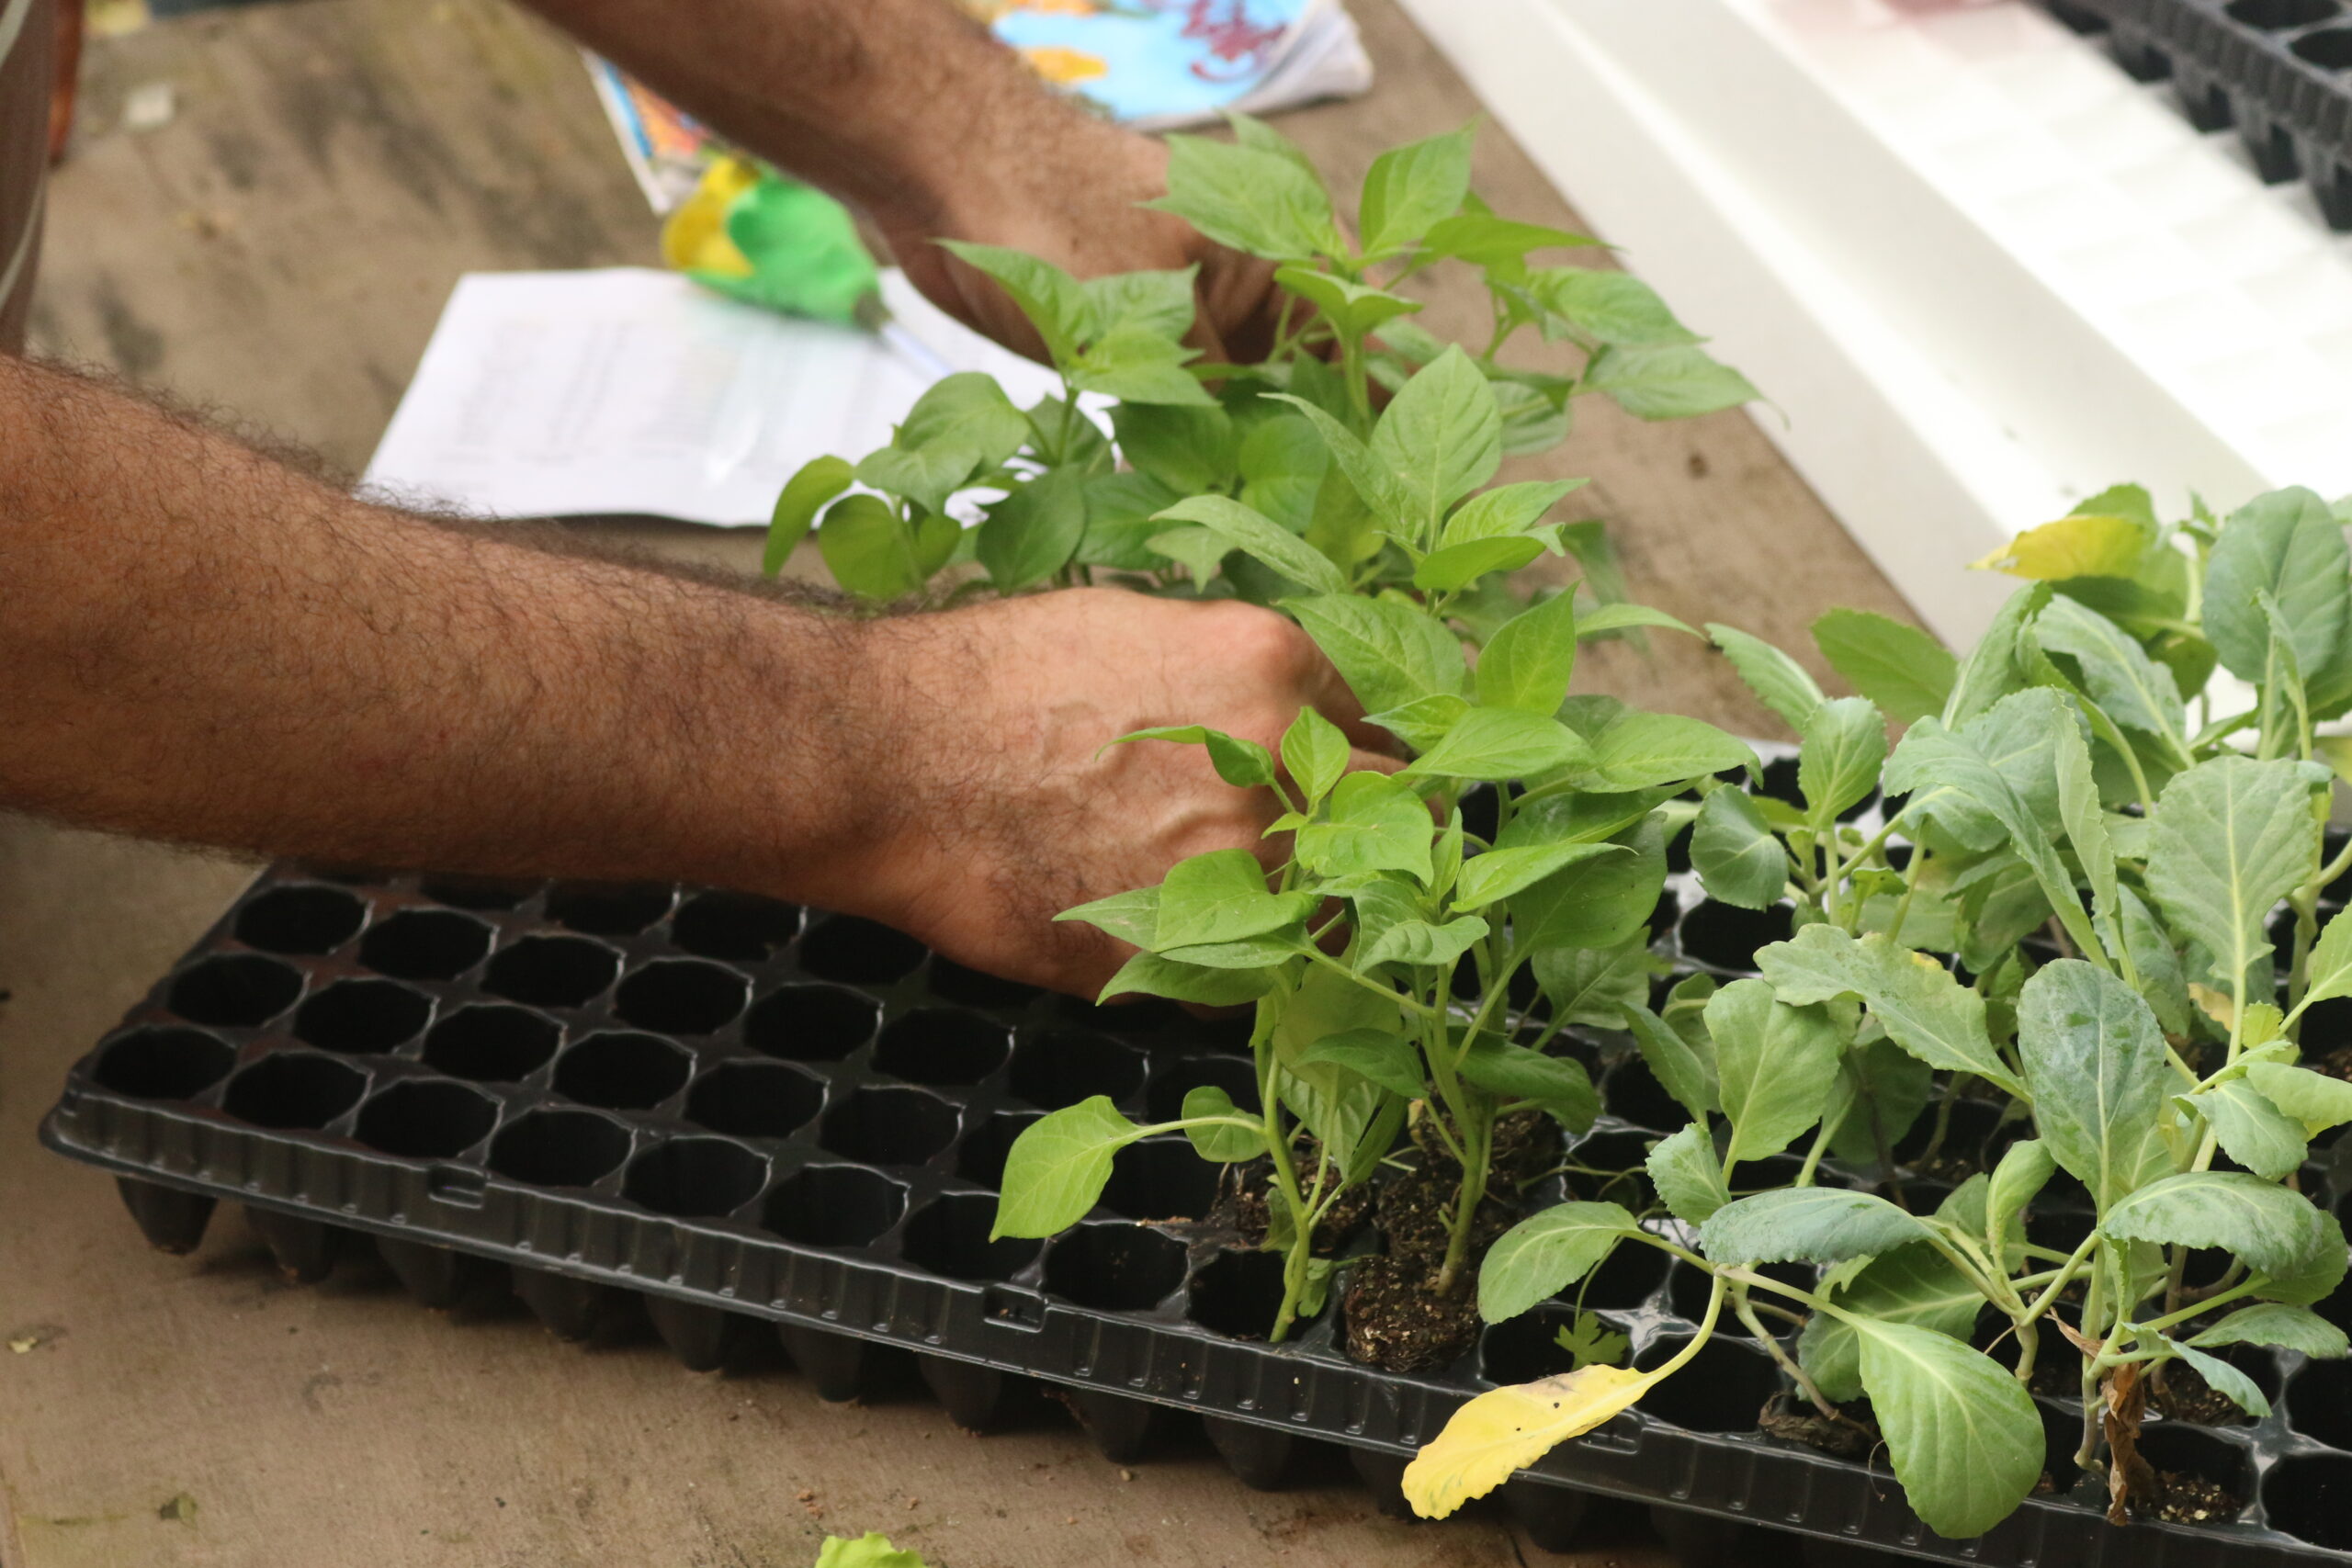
[761,114,1755,623]
[1459,483,2352,1538]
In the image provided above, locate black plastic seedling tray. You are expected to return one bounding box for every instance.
[2038,0,2352,228]
[40,764,2352,1566]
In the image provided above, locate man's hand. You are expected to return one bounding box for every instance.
[804,591,1395,998]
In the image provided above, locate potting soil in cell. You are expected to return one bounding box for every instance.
[41,771,2352,1566]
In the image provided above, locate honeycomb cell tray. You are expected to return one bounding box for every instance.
[39,764,2352,1566]
[2038,0,2352,228]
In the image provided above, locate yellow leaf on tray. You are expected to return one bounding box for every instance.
[1969,514,2146,581]
[1401,1365,1659,1519]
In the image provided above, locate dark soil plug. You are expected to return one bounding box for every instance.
[1758,1392,1877,1461]
[1343,1250,1478,1371]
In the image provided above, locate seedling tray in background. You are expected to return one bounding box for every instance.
[39,766,2352,1566]
[2038,0,2352,228]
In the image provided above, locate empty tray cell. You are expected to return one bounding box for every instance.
[1008,1029,1145,1110]
[873,1009,1012,1087]
[2227,0,2339,24]
[1577,1235,1669,1311]
[2296,25,2352,66]
[544,882,674,937]
[797,915,925,985]
[358,908,492,981]
[1634,1335,1781,1433]
[168,953,302,1028]
[2134,1422,2254,1520]
[355,1078,499,1159]
[614,959,750,1036]
[820,1085,958,1166]
[233,883,367,954]
[1144,1055,1261,1122]
[1102,1137,1220,1222]
[1481,1303,1628,1384]
[221,1052,368,1130]
[670,890,802,961]
[1893,1096,2005,1168]
[684,1060,821,1140]
[901,1192,1041,1280]
[763,1163,905,1247]
[482,935,619,1009]
[623,1136,768,1219]
[956,1109,1040,1188]
[2302,994,2352,1057]
[1756,755,1801,806]
[423,1005,560,1083]
[2289,1356,2352,1448]
[2265,1450,2352,1549]
[489,1108,631,1188]
[1677,901,1792,971]
[417,874,535,910]
[742,983,879,1062]
[292,978,432,1055]
[94,1027,236,1101]
[1048,991,1182,1036]
[925,955,1043,1010]
[1668,1260,1809,1332]
[554,1031,692,1111]
[1186,1247,1296,1336]
[1045,1223,1187,1311]
[1600,1058,1687,1134]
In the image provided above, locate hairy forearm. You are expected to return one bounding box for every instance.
[0,356,881,901]
[516,0,1134,239]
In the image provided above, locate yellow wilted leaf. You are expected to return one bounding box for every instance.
[1969,514,2147,581]
[1402,1365,1659,1519]
[2189,982,2234,1032]
[2242,1001,2285,1048]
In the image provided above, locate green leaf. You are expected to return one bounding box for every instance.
[991,1097,1141,1236]
[1532,268,1697,346]
[1475,592,1579,716]
[2190,1303,2348,1359]
[1153,495,1346,596]
[1757,926,2019,1096]
[1624,1001,1718,1122]
[1283,593,1469,716]
[1421,212,1600,265]
[1153,849,1316,950]
[2033,595,2187,753]
[978,468,1088,591]
[1707,977,1847,1165]
[2258,1211,2348,1304]
[1359,124,1476,257]
[1237,412,1328,535]
[934,243,1091,362]
[1297,771,1436,883]
[815,1532,933,1568]
[1364,914,1491,969]
[1851,1322,2043,1540]
[1826,1035,1935,1167]
[1081,265,1198,340]
[1573,713,1758,792]
[1798,697,1886,824]
[764,455,854,577]
[1099,951,1278,1007]
[1532,938,1659,1030]
[2120,886,2191,1037]
[1555,1310,1630,1370]
[1148,133,1341,262]
[1111,400,1235,494]
[1477,1201,1641,1322]
[1272,265,1423,341]
[1457,1037,1601,1129]
[2205,487,2351,684]
[2146,756,2323,1000]
[2245,1062,2352,1137]
[1297,1028,1427,1101]
[1181,1084,1265,1162]
[2165,1339,2272,1418]
[1942,584,2051,728]
[1365,694,1469,753]
[1690,788,1786,911]
[1402,707,1590,783]
[1510,817,1669,953]
[1163,931,1308,969]
[1372,346,1504,539]
[1985,1139,2054,1268]
[1700,1188,1930,1267]
[1799,1246,1984,1404]
[1442,479,1585,550]
[1054,886,1158,947]
[2016,959,2170,1212]
[1265,394,1411,530]
[1585,344,1758,421]
[1576,604,1700,640]
[1071,325,1213,408]
[1647,1122,1730,1223]
[1812,608,1955,726]
[1707,624,1825,733]
[1413,536,1545,592]
[2052,714,2117,945]
[818,492,926,601]
[2101,1170,2323,1277]
[2181,1077,2307,1181]
[1280,707,1351,810]
[1453,843,1623,911]
[1114,724,1278,793]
